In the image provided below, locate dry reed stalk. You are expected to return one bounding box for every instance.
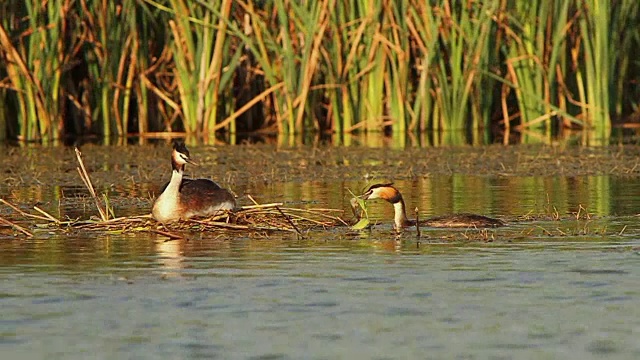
[0,199,52,222]
[66,203,343,235]
[59,202,344,234]
[240,202,285,210]
[258,211,335,228]
[0,215,33,237]
[184,220,293,233]
[274,206,302,235]
[74,147,108,221]
[90,214,152,224]
[246,194,260,205]
[618,225,627,236]
[278,207,348,226]
[415,207,421,237]
[33,206,60,223]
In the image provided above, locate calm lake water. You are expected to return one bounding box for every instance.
[1,144,640,359]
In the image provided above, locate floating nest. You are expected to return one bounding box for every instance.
[0,199,346,239]
[0,148,347,239]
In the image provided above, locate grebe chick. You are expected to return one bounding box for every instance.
[361,183,505,230]
[152,142,236,223]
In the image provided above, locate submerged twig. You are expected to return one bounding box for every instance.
[151,228,184,240]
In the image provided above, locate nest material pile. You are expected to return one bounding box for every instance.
[0,199,346,239]
[0,148,346,239]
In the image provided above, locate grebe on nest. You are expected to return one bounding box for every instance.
[152,142,236,223]
[360,183,505,230]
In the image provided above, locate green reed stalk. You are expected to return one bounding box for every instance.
[0,0,68,141]
[500,1,572,140]
[361,0,385,133]
[81,0,145,138]
[208,0,233,134]
[433,0,496,131]
[273,0,296,134]
[503,1,546,132]
[167,0,192,132]
[384,0,410,136]
[228,1,282,132]
[83,0,112,137]
[0,23,30,139]
[229,0,333,135]
[324,1,363,134]
[114,35,134,136]
[135,15,159,138]
[1,0,639,142]
[167,0,240,135]
[291,0,333,132]
[324,0,388,134]
[607,1,638,122]
[578,0,610,136]
[113,0,153,137]
[167,0,200,133]
[406,1,440,132]
[263,0,332,134]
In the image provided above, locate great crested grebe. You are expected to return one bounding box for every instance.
[360,183,505,230]
[152,142,236,223]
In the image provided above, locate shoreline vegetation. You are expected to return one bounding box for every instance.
[0,1,639,144]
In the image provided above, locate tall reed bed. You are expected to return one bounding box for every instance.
[0,0,68,141]
[0,0,638,143]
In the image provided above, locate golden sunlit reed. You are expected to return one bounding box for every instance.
[0,1,638,143]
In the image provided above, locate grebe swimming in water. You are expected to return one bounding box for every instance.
[360,183,505,230]
[152,142,236,223]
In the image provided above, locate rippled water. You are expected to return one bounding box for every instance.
[2,235,639,359]
[2,145,640,358]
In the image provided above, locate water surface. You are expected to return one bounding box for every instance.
[1,144,640,358]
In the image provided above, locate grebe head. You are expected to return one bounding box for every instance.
[171,142,198,168]
[361,183,403,204]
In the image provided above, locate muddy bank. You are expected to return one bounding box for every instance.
[2,144,640,190]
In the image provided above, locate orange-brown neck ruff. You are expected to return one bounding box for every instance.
[378,186,403,204]
[364,184,402,203]
[367,185,410,229]
[376,186,410,229]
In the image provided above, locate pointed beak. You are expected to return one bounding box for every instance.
[186,158,199,166]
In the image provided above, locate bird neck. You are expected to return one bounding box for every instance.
[165,166,184,195]
[171,157,184,172]
[392,196,411,230]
